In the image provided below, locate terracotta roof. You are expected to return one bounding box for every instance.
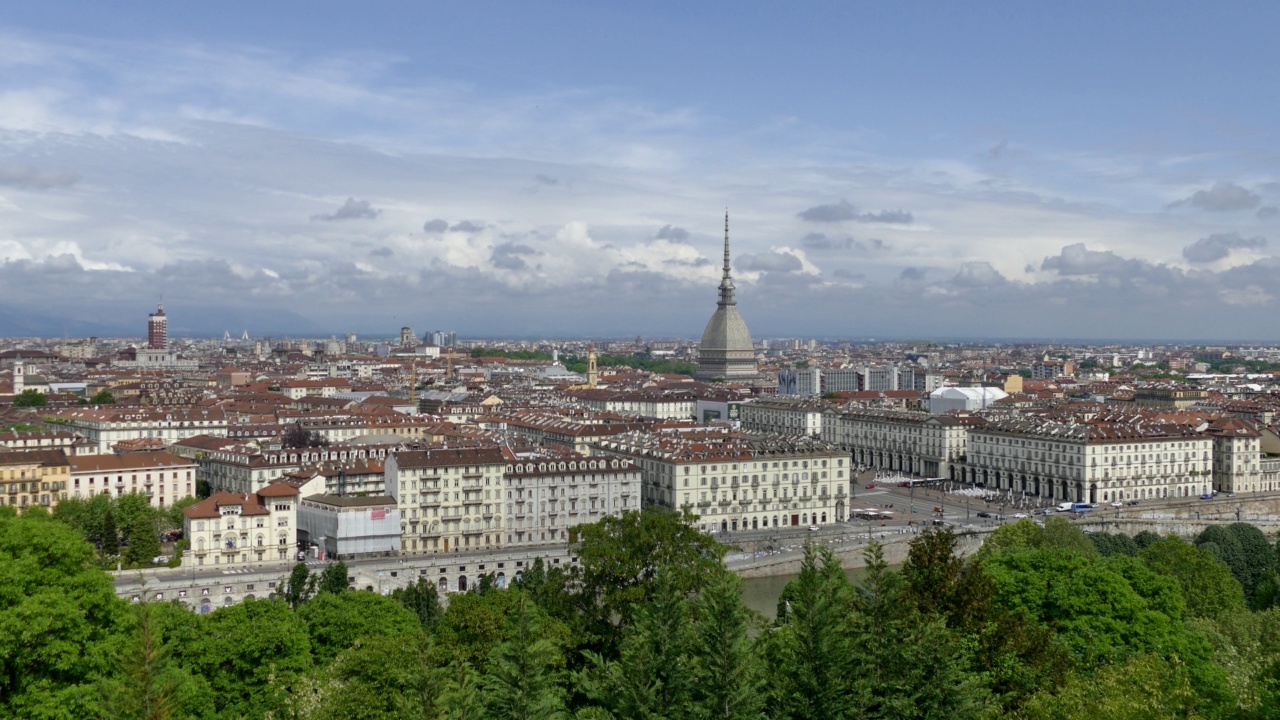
[257,481,302,497]
[69,451,194,473]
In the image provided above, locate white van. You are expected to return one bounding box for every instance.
[1055,502,1074,512]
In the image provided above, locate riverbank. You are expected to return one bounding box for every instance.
[725,526,993,578]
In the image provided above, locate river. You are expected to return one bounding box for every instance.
[738,566,870,620]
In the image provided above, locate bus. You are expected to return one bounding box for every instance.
[1071,503,1094,513]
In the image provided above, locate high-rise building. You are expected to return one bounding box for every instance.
[148,304,167,349]
[695,212,759,382]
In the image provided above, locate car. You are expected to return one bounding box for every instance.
[865,483,876,489]
[976,511,992,518]
[1127,500,1140,506]
[808,525,820,532]
[1014,513,1028,519]
[1033,509,1048,516]
[151,556,169,565]
[1200,493,1214,500]
[1110,501,1123,508]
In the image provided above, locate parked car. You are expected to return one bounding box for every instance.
[976,511,992,519]
[865,483,876,489]
[1110,501,1123,507]
[151,556,169,565]
[808,525,820,532]
[1127,500,1140,506]
[1200,493,1214,500]
[1013,513,1028,519]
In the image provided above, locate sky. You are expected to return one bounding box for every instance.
[1,2,1279,341]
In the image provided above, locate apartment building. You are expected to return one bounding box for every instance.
[178,439,393,495]
[181,482,301,568]
[0,449,70,512]
[46,407,229,453]
[961,417,1213,504]
[385,445,507,555]
[1206,417,1266,494]
[821,407,980,480]
[502,450,640,548]
[593,429,850,534]
[68,451,197,508]
[738,397,826,437]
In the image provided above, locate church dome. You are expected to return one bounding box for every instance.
[695,212,759,382]
[699,305,753,354]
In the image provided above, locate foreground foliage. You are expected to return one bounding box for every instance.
[5,509,1280,719]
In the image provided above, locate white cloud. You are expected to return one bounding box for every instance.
[0,28,1277,338]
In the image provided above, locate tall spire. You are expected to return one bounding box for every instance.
[718,209,736,306]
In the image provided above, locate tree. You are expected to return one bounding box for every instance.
[12,389,47,407]
[317,633,453,720]
[0,513,126,718]
[900,526,992,628]
[101,508,120,556]
[1196,523,1276,603]
[182,598,312,719]
[297,591,420,663]
[482,592,567,720]
[392,577,443,628]
[89,390,116,405]
[1139,535,1245,618]
[1088,531,1139,557]
[1018,654,1205,720]
[115,492,156,542]
[573,509,725,637]
[280,562,316,609]
[318,561,350,595]
[765,543,855,720]
[125,512,161,567]
[163,497,198,533]
[688,571,765,720]
[848,543,990,720]
[97,602,211,720]
[579,570,695,719]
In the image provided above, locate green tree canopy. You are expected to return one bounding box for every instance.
[482,592,567,720]
[180,598,312,718]
[0,513,126,718]
[317,561,350,595]
[124,511,161,567]
[573,508,725,635]
[297,591,420,663]
[13,389,47,407]
[1139,535,1245,618]
[89,389,116,404]
[391,576,443,628]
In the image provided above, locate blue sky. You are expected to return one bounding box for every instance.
[1,2,1278,340]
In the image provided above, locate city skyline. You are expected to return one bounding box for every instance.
[2,3,1279,340]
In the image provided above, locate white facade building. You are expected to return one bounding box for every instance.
[961,417,1214,504]
[821,408,980,480]
[385,446,507,555]
[68,451,197,508]
[594,429,851,534]
[502,451,640,547]
[738,398,826,437]
[181,482,300,568]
